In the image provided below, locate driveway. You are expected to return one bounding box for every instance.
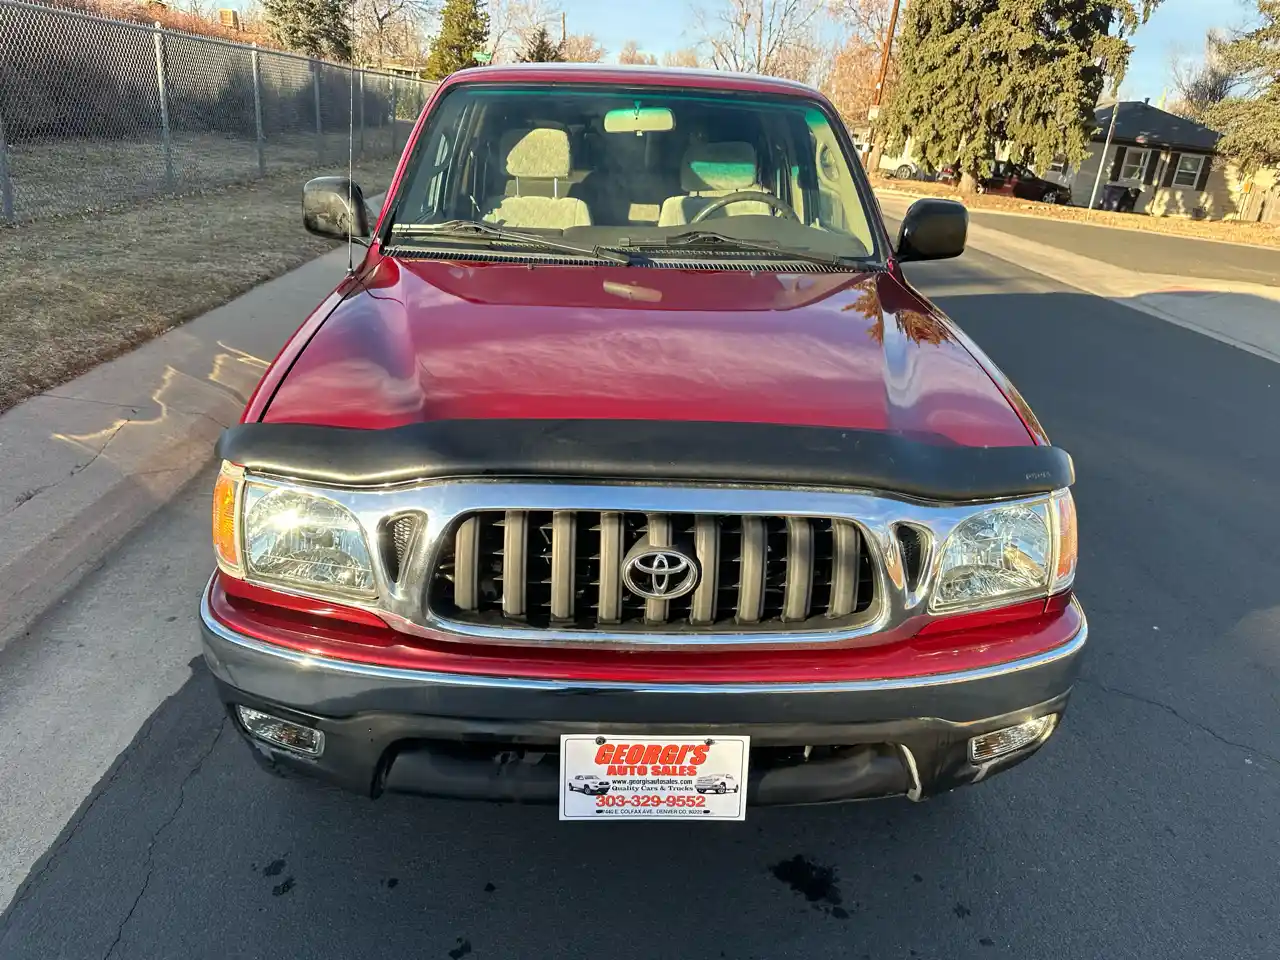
[2,243,1278,959]
[966,210,1280,287]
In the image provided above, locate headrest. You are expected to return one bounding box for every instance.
[681,141,758,191]
[505,128,572,179]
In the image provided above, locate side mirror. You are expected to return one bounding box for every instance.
[896,198,967,262]
[303,176,371,241]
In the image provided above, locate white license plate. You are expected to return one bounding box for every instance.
[559,735,750,821]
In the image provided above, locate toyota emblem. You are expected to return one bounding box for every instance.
[622,547,700,600]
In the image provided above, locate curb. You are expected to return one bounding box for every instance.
[0,247,356,652]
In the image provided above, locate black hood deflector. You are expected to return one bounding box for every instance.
[216,420,1073,501]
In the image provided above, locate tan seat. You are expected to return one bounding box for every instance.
[482,128,592,229]
[657,141,773,227]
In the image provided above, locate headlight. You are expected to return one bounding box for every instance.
[240,482,375,598]
[932,502,1052,612]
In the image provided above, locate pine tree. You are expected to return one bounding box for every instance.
[263,0,354,62]
[1204,1,1280,172]
[520,26,564,63]
[425,0,490,80]
[881,1,1162,193]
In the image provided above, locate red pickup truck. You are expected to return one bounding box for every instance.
[201,64,1084,817]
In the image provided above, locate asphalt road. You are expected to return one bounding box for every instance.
[965,210,1280,287]
[2,241,1279,959]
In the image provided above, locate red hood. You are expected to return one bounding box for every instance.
[261,256,1035,447]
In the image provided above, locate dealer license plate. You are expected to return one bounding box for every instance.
[559,735,750,821]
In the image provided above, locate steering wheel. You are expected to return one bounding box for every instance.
[690,191,799,224]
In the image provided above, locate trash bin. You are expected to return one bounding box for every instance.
[1099,184,1141,212]
[1099,183,1127,211]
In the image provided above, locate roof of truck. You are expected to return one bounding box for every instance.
[442,62,824,98]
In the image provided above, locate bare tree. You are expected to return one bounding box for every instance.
[619,39,658,65]
[662,47,703,67]
[1168,31,1246,122]
[354,0,432,67]
[487,0,560,64]
[691,0,826,80]
[562,32,606,62]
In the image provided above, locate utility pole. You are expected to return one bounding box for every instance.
[871,0,902,111]
[865,0,902,172]
[1089,95,1120,211]
[561,11,566,45]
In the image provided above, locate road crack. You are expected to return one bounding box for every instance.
[1076,676,1280,769]
[101,717,228,960]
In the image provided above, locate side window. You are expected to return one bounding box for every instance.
[425,132,452,213]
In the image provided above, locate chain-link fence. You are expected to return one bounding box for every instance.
[0,0,435,223]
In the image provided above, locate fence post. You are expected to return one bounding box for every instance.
[390,79,398,152]
[153,23,175,189]
[251,44,266,176]
[358,70,365,158]
[313,61,323,163]
[0,114,14,224]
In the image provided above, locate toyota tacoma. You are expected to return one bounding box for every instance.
[201,63,1084,812]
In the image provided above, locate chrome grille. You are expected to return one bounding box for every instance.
[429,511,875,632]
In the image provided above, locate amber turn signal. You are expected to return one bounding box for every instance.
[212,463,243,573]
[1053,490,1077,590]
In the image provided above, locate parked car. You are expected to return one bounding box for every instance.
[695,774,739,794]
[940,161,1068,203]
[567,775,611,795]
[202,63,1084,811]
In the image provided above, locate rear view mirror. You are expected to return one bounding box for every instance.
[303,177,371,241]
[896,198,967,262]
[604,106,675,134]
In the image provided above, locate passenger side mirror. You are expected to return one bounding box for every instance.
[303,177,371,241]
[896,198,967,262]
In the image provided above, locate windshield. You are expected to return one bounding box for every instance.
[386,82,879,263]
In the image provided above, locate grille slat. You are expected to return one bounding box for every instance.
[828,520,861,618]
[783,517,813,622]
[501,510,527,618]
[550,511,576,622]
[736,516,767,624]
[691,515,720,625]
[453,517,479,610]
[431,510,874,633]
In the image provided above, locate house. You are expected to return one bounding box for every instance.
[1046,101,1233,219]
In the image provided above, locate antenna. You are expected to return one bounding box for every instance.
[346,0,356,276]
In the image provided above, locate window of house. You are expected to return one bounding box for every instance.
[1120,149,1147,181]
[1173,154,1205,187]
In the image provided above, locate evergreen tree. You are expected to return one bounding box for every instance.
[1204,1,1280,172]
[520,25,564,63]
[425,0,490,80]
[263,0,354,62]
[881,1,1161,193]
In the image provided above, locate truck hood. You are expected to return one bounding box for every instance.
[261,256,1034,447]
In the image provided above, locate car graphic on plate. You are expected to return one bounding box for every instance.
[567,774,611,795]
[695,774,740,794]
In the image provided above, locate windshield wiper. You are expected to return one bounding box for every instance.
[609,230,850,267]
[392,220,631,265]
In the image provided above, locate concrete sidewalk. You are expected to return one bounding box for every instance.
[877,191,1280,365]
[0,245,355,649]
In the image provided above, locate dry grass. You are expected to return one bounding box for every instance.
[0,157,395,413]
[9,130,412,222]
[871,176,1280,249]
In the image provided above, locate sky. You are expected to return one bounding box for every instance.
[553,0,1254,103]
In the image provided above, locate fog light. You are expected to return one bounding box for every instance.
[968,715,1056,764]
[237,706,325,757]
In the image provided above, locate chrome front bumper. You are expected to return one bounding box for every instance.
[200,589,1087,802]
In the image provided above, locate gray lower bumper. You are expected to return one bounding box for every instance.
[200,589,1086,802]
